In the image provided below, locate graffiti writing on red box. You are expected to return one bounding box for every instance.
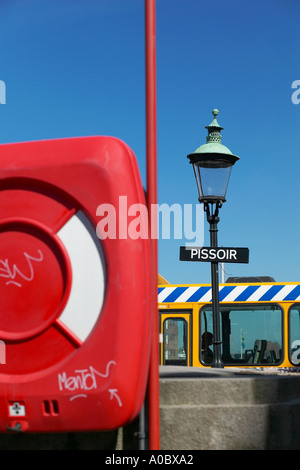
[0,250,44,287]
[57,361,122,406]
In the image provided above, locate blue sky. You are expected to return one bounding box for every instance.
[0,0,300,285]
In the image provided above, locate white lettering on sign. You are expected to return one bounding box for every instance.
[0,250,44,287]
[190,248,237,261]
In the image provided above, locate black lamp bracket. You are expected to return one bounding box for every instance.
[203,200,223,225]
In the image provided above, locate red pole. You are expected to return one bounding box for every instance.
[145,0,160,450]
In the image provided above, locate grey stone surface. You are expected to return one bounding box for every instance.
[158,366,300,450]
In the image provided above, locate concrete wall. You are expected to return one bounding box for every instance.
[158,366,300,450]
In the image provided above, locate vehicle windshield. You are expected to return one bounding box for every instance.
[200,304,283,365]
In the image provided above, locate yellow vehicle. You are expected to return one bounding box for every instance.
[158,276,300,369]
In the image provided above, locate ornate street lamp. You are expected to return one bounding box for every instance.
[187,109,239,368]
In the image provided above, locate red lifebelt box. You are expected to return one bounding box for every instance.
[0,136,151,432]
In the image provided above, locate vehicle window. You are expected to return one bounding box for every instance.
[200,305,282,365]
[289,305,300,365]
[163,318,187,366]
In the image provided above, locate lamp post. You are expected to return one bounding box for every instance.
[187,109,239,368]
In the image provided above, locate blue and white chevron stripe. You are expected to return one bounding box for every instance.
[158,284,300,303]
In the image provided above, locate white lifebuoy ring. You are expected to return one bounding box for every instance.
[56,210,106,344]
